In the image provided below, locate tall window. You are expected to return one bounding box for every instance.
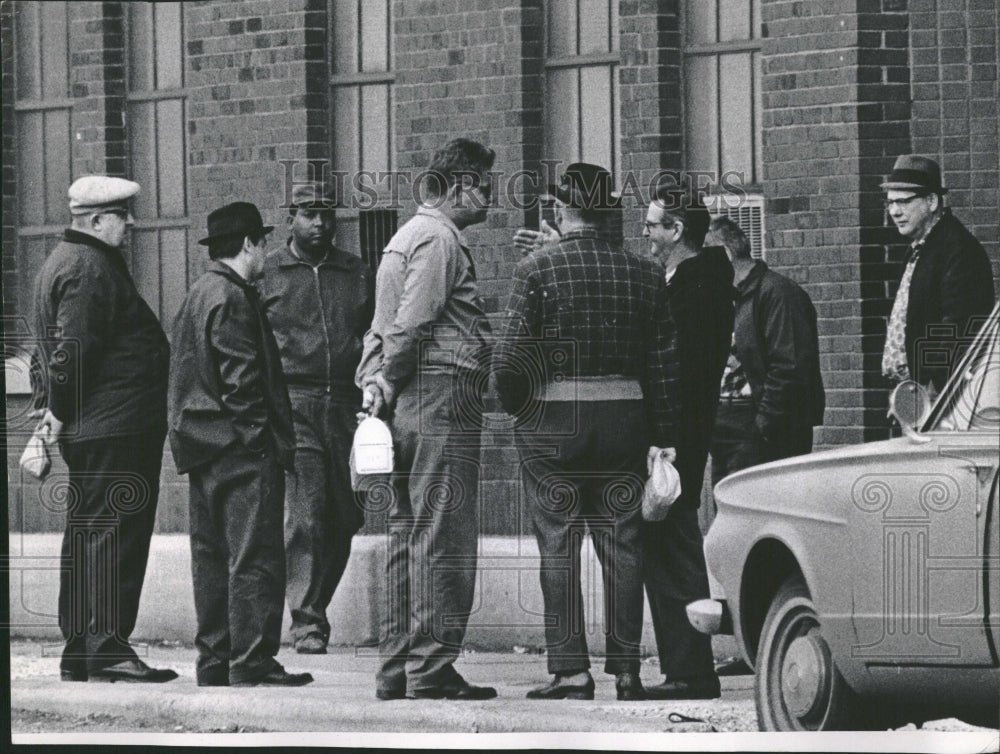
[684,0,763,188]
[330,0,395,269]
[543,0,620,179]
[126,1,189,325]
[13,1,72,319]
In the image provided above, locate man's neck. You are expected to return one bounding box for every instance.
[219,255,252,282]
[911,209,944,246]
[291,238,328,265]
[731,258,756,285]
[663,244,698,277]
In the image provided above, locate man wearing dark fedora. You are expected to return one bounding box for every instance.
[881,154,995,395]
[169,202,311,687]
[31,175,177,683]
[640,176,734,701]
[260,182,374,655]
[494,162,678,701]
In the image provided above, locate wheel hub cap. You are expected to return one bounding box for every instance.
[781,633,829,718]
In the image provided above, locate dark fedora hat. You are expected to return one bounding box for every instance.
[546,162,621,210]
[880,154,948,194]
[198,202,274,246]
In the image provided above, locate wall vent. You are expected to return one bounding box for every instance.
[705,194,766,260]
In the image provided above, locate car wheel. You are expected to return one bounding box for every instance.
[755,575,864,731]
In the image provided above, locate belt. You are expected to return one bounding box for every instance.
[719,394,753,406]
[537,376,643,402]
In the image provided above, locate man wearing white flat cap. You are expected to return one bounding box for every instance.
[30,175,177,683]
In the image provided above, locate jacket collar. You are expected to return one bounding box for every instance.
[276,240,355,270]
[416,204,468,249]
[736,260,767,297]
[208,259,254,291]
[559,227,603,242]
[671,244,733,284]
[63,228,123,257]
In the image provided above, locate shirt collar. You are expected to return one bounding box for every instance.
[277,239,353,270]
[558,227,603,242]
[416,204,468,249]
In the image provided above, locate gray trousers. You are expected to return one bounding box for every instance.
[376,373,482,693]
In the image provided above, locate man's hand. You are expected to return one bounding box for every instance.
[361,373,396,418]
[40,409,63,444]
[647,445,677,475]
[513,219,560,256]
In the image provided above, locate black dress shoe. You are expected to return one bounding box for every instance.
[376,687,407,700]
[232,666,314,687]
[645,675,721,700]
[715,657,752,676]
[526,673,595,700]
[60,667,88,682]
[408,676,497,700]
[89,659,179,683]
[615,671,646,701]
[197,667,230,687]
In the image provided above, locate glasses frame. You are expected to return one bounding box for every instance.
[884,193,928,210]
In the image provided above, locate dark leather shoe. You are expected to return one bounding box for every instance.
[526,673,595,700]
[89,659,178,683]
[645,675,721,700]
[615,671,646,701]
[408,676,497,700]
[376,686,407,700]
[197,667,230,687]
[715,657,752,676]
[60,667,88,682]
[294,633,327,655]
[232,665,314,687]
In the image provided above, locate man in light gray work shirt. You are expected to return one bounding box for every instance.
[356,137,496,701]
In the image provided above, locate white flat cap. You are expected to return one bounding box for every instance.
[68,176,140,215]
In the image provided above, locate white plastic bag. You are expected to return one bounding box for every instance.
[19,422,52,481]
[642,447,681,521]
[350,416,394,491]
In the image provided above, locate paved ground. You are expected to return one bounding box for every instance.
[9,638,998,750]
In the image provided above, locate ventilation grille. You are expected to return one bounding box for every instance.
[706,194,765,260]
[359,209,398,272]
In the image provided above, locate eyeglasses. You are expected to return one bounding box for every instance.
[643,219,679,232]
[884,194,927,210]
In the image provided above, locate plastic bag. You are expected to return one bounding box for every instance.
[642,447,681,521]
[19,422,52,481]
[350,416,394,491]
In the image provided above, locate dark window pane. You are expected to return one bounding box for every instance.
[360,1,388,73]
[128,2,154,91]
[15,1,40,101]
[332,0,360,74]
[719,0,751,43]
[685,55,718,176]
[17,112,44,226]
[719,52,753,180]
[580,66,613,173]
[40,2,68,99]
[547,0,577,57]
[686,0,717,45]
[361,84,390,174]
[545,68,580,169]
[579,0,610,55]
[154,2,183,89]
[43,109,71,225]
[156,99,186,216]
[159,227,188,324]
[127,101,157,219]
[331,86,360,175]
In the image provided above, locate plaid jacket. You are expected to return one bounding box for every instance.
[493,228,681,445]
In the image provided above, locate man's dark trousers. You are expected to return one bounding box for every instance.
[519,400,647,676]
[377,373,482,695]
[285,388,364,643]
[188,448,286,685]
[711,400,813,485]
[58,432,164,675]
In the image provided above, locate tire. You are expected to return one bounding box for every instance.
[755,574,865,731]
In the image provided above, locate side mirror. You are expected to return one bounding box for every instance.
[888,380,932,442]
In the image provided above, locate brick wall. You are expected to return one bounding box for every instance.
[2,2,16,318]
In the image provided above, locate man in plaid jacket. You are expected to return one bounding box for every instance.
[494,163,680,702]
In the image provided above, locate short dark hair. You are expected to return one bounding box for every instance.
[208,230,266,260]
[652,177,710,248]
[424,138,496,197]
[707,216,752,260]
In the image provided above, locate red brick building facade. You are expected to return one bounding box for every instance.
[4,0,998,533]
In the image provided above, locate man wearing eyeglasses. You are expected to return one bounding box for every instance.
[640,177,734,701]
[30,176,177,683]
[880,155,994,396]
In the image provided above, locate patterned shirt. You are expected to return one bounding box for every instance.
[493,227,681,445]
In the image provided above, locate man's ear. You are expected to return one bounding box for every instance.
[286,212,295,229]
[928,193,941,213]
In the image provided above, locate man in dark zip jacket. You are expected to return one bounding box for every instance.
[169,202,309,688]
[260,182,375,654]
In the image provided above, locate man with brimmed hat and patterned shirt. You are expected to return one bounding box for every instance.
[31,175,177,683]
[494,162,679,702]
[169,201,311,687]
[881,154,994,396]
[259,181,374,655]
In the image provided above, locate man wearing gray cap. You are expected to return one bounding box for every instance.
[30,175,177,683]
[260,182,374,655]
[880,154,995,395]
